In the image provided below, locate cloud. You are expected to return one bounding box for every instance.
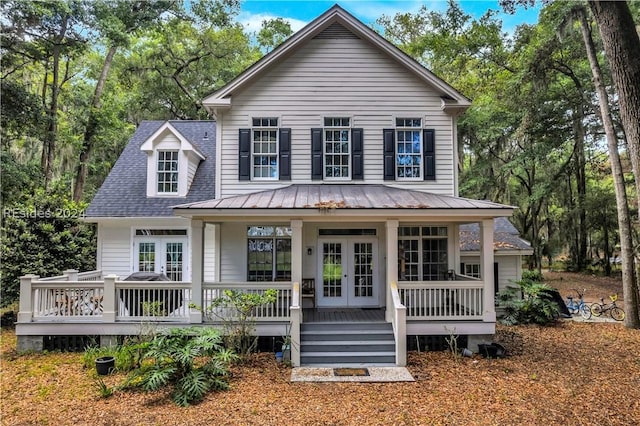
[238,11,308,34]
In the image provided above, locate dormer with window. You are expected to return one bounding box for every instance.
[141,122,206,197]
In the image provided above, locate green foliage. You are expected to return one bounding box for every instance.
[198,289,277,358]
[0,190,96,306]
[257,17,293,52]
[498,274,559,326]
[92,376,114,398]
[122,327,237,406]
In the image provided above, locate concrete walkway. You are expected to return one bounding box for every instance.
[291,366,414,383]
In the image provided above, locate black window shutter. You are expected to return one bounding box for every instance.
[239,128,251,181]
[423,129,435,180]
[494,262,499,294]
[460,263,465,275]
[279,128,291,181]
[311,128,323,180]
[383,129,395,181]
[351,128,363,180]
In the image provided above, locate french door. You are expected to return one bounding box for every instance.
[134,238,187,281]
[317,238,378,307]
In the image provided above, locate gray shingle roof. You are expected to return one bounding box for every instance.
[86,121,216,218]
[460,217,532,252]
[174,184,513,210]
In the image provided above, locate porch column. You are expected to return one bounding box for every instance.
[480,219,496,322]
[17,274,39,323]
[190,219,204,323]
[385,219,399,323]
[290,219,303,367]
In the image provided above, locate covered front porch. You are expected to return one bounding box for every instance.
[16,185,512,367]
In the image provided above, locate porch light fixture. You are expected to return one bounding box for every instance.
[307,247,313,255]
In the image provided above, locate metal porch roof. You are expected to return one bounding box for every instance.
[174,184,513,211]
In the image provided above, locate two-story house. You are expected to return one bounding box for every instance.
[16,5,531,366]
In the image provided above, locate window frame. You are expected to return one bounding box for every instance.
[156,150,179,194]
[395,118,423,181]
[246,226,292,282]
[251,117,279,180]
[398,225,449,281]
[464,263,481,279]
[323,117,352,180]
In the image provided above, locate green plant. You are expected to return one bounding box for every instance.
[498,276,560,326]
[141,300,165,316]
[122,327,237,407]
[93,376,114,398]
[196,289,277,358]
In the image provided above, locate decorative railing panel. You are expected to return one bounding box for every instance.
[398,281,484,320]
[32,282,104,319]
[201,282,292,322]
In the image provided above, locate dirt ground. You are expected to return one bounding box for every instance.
[1,272,638,426]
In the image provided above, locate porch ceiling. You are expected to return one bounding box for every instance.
[173,184,514,217]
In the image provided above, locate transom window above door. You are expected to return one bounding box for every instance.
[252,117,279,179]
[323,117,351,179]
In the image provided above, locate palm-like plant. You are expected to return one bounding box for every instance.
[498,274,560,326]
[124,327,237,406]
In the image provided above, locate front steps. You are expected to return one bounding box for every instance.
[300,321,396,366]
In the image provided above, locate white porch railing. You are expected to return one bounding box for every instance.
[389,281,407,366]
[398,280,484,320]
[201,282,293,322]
[117,281,191,321]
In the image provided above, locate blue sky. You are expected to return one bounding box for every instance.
[238,0,541,34]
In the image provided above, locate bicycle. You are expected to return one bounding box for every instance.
[565,288,592,319]
[590,294,625,321]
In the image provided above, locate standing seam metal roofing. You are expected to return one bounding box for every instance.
[173,184,514,210]
[85,120,216,218]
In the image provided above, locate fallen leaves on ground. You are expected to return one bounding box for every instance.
[1,272,639,425]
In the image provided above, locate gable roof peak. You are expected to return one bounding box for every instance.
[202,4,471,112]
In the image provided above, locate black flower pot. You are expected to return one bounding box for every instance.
[95,356,115,375]
[477,343,506,359]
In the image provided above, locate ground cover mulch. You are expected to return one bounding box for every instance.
[1,272,639,426]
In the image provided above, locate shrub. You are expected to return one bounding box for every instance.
[197,289,277,359]
[498,275,559,326]
[122,327,237,406]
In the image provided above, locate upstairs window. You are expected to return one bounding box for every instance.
[239,120,290,181]
[157,150,179,193]
[396,118,422,180]
[252,117,278,179]
[323,117,351,179]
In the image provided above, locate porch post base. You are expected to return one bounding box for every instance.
[17,335,43,353]
[100,335,119,348]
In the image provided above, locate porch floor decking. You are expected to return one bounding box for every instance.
[303,308,385,323]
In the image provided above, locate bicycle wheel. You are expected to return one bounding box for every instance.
[610,307,625,321]
[590,303,603,317]
[579,304,592,319]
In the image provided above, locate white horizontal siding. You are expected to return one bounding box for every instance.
[99,225,131,279]
[219,223,246,281]
[460,255,522,292]
[219,37,455,198]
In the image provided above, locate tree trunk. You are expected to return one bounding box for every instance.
[589,0,640,220]
[73,45,118,202]
[580,6,639,328]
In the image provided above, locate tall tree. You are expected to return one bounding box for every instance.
[72,0,176,202]
[589,1,640,222]
[582,3,639,327]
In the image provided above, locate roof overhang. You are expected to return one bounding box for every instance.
[140,122,206,160]
[202,5,471,114]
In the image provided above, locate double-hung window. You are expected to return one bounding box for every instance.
[464,263,481,278]
[157,150,179,193]
[247,226,292,281]
[398,226,449,281]
[252,117,278,179]
[396,118,422,180]
[323,117,351,179]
